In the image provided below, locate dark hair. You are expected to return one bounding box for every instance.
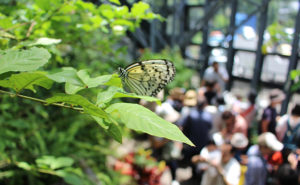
[222,111,234,120]
[248,91,257,104]
[205,81,216,88]
[291,104,300,116]
[196,97,207,110]
[216,97,225,105]
[276,164,298,185]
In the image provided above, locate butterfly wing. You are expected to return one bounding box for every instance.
[121,59,176,96]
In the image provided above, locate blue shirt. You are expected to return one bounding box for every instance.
[179,108,212,150]
[245,145,268,185]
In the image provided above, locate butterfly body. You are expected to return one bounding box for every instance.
[119,59,176,96]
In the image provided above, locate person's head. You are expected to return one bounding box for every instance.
[276,163,298,185]
[258,132,283,156]
[204,81,216,91]
[269,89,285,106]
[220,143,236,163]
[169,87,184,101]
[206,138,217,151]
[248,90,257,105]
[291,104,300,117]
[222,111,236,131]
[212,61,219,71]
[196,97,207,110]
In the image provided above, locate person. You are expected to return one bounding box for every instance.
[181,89,197,118]
[200,143,241,185]
[191,139,221,181]
[153,91,182,185]
[240,91,257,138]
[178,98,212,162]
[202,61,229,93]
[245,132,284,185]
[258,89,285,135]
[166,87,185,112]
[230,133,248,163]
[198,81,218,105]
[276,104,300,150]
[213,111,247,146]
[275,163,298,185]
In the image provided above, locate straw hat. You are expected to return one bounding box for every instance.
[183,90,197,106]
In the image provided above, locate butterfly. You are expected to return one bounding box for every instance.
[119,59,176,96]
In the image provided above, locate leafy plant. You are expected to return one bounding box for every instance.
[0,0,192,185]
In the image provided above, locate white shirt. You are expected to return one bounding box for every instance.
[203,66,228,92]
[201,157,241,185]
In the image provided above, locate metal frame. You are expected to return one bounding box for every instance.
[124,0,300,114]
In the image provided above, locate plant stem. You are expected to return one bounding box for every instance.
[0,89,84,112]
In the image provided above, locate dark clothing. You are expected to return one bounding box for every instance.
[259,106,277,134]
[204,91,217,105]
[179,108,212,159]
[283,119,300,149]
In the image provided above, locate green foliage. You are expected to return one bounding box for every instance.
[290,69,300,92]
[106,103,194,146]
[0,47,51,74]
[262,22,292,54]
[0,1,192,184]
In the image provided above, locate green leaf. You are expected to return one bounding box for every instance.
[92,116,122,143]
[109,0,121,5]
[0,47,51,74]
[36,156,74,170]
[290,70,300,80]
[16,162,32,171]
[46,67,83,86]
[108,121,122,143]
[56,170,83,185]
[106,103,194,146]
[131,2,150,17]
[77,71,122,88]
[22,37,62,46]
[47,69,121,94]
[65,82,85,95]
[97,86,160,107]
[46,94,108,119]
[92,116,109,129]
[0,79,11,88]
[6,72,53,93]
[0,30,16,39]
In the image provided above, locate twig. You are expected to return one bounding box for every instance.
[0,89,84,112]
[26,21,36,37]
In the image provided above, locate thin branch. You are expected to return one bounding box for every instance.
[26,21,36,37]
[0,89,84,112]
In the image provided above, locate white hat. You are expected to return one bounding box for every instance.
[230,133,249,148]
[258,132,283,151]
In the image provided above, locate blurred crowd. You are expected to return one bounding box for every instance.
[141,61,300,185]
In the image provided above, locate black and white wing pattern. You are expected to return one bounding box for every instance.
[118,59,176,96]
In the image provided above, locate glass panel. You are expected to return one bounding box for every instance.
[186,0,205,5]
[261,55,289,83]
[188,7,204,29]
[232,51,256,79]
[185,45,201,60]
